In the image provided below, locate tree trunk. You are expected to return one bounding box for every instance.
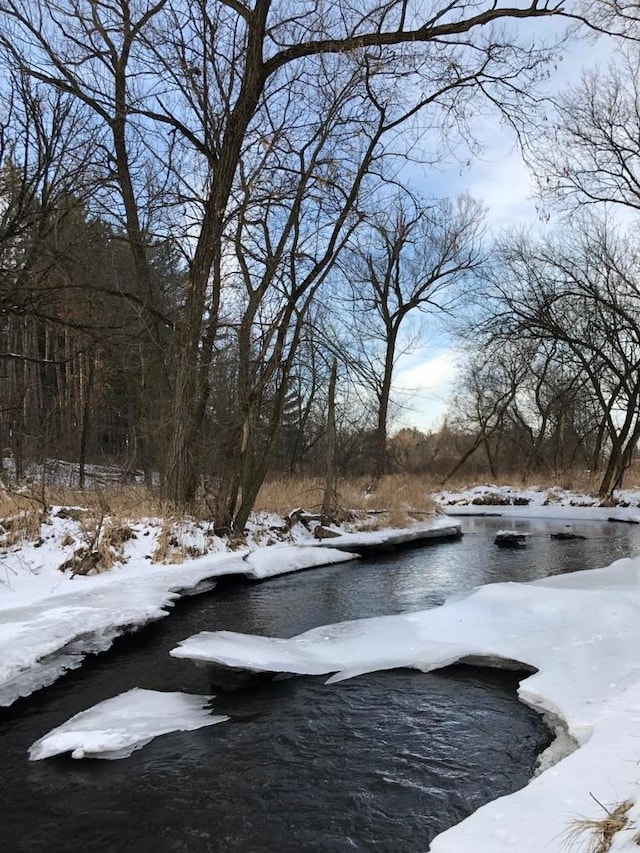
[322,359,338,522]
[598,441,622,499]
[483,436,498,479]
[78,351,96,489]
[162,5,271,509]
[163,344,199,506]
[372,332,397,483]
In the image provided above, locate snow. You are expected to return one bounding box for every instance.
[29,688,228,760]
[310,517,462,551]
[11,485,640,848]
[243,544,358,579]
[0,505,437,705]
[447,503,640,523]
[436,483,640,524]
[171,556,640,851]
[0,550,248,706]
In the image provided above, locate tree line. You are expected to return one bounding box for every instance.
[0,1,634,523]
[452,42,640,498]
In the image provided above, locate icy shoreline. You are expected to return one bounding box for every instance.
[0,514,461,707]
[167,494,640,852]
[172,556,640,851]
[0,545,361,707]
[8,487,640,849]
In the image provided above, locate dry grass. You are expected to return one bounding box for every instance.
[0,483,175,523]
[0,482,211,568]
[618,462,640,491]
[562,798,633,853]
[151,519,207,564]
[58,514,138,575]
[0,488,45,548]
[255,475,435,528]
[253,477,325,515]
[13,481,245,522]
[152,520,178,564]
[0,509,43,547]
[99,521,136,568]
[51,485,170,518]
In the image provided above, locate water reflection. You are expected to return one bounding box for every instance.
[223,516,640,629]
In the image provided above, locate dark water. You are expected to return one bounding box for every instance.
[2,516,640,852]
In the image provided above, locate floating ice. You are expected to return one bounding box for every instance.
[171,557,640,852]
[29,688,229,760]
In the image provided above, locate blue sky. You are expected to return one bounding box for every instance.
[393,129,538,433]
[392,27,617,434]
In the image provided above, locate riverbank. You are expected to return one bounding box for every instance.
[6,483,640,850]
[0,506,459,707]
[171,521,640,852]
[2,480,638,709]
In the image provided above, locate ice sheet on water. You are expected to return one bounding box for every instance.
[171,556,640,852]
[0,554,249,707]
[29,688,229,760]
[0,506,461,707]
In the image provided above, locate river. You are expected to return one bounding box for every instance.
[2,515,640,852]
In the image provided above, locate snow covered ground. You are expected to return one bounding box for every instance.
[437,482,640,512]
[9,485,640,849]
[1,506,460,706]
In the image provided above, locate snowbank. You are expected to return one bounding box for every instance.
[4,507,451,705]
[445,503,640,523]
[171,556,640,851]
[310,517,462,552]
[29,688,228,759]
[436,484,640,524]
[243,544,358,579]
[0,553,246,706]
[0,507,365,706]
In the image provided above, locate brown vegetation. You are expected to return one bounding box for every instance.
[562,798,632,853]
[256,474,436,529]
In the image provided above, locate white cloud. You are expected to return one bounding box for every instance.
[386,31,619,431]
[392,348,462,432]
[465,148,536,229]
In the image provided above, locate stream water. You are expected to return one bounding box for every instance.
[3,515,640,852]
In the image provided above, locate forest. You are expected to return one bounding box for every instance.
[1,1,640,528]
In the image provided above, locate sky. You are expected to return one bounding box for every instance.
[392,129,537,434]
[391,138,535,434]
[392,23,617,434]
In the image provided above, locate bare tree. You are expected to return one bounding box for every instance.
[447,333,600,482]
[322,358,338,521]
[0,62,101,479]
[532,49,640,216]
[443,344,526,482]
[338,193,484,482]
[213,57,398,529]
[1,0,173,481]
[1,0,610,513]
[478,215,640,496]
